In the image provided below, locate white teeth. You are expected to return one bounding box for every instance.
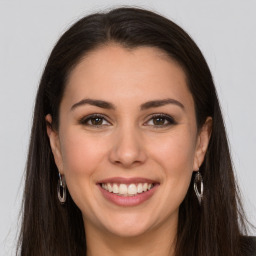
[112,183,119,194]
[128,184,137,195]
[148,184,153,190]
[143,183,148,192]
[107,183,112,192]
[119,184,128,194]
[137,183,143,193]
[101,182,154,196]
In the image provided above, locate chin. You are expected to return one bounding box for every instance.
[99,212,158,238]
[106,224,151,238]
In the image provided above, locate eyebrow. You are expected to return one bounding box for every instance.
[140,98,184,110]
[71,99,115,111]
[70,98,184,111]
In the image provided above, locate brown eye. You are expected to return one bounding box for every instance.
[90,117,103,125]
[152,117,167,125]
[80,114,110,127]
[145,114,176,128]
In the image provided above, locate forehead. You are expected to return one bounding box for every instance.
[62,44,194,110]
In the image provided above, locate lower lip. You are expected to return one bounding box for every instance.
[98,184,159,207]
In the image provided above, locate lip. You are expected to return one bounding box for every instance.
[97,176,159,185]
[97,177,160,207]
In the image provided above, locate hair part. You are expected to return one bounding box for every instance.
[18,6,249,256]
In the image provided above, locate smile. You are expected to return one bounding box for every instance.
[97,177,159,206]
[100,183,154,197]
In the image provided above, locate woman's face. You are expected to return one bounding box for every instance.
[47,44,211,238]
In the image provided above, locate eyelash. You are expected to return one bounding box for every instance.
[79,114,110,128]
[145,113,176,128]
[79,113,176,128]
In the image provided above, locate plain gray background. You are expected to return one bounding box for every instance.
[1,0,255,254]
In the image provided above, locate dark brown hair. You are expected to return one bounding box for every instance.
[18,7,250,256]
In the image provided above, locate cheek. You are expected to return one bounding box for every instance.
[58,129,109,212]
[58,128,109,206]
[149,129,196,173]
[60,131,106,176]
[148,129,196,201]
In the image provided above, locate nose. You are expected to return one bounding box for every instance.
[109,126,147,168]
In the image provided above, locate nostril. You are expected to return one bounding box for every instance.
[109,147,147,168]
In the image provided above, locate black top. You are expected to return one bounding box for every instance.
[243,236,256,256]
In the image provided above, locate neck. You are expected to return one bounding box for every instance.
[84,219,177,256]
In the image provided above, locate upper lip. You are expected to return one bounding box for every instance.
[97,177,159,185]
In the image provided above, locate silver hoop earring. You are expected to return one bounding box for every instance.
[57,173,66,204]
[194,171,203,205]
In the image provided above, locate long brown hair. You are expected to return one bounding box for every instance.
[18,7,250,256]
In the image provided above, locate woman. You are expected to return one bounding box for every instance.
[18,7,255,256]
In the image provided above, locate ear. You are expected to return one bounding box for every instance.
[193,117,212,170]
[45,114,64,174]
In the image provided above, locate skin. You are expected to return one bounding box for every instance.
[46,44,212,256]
